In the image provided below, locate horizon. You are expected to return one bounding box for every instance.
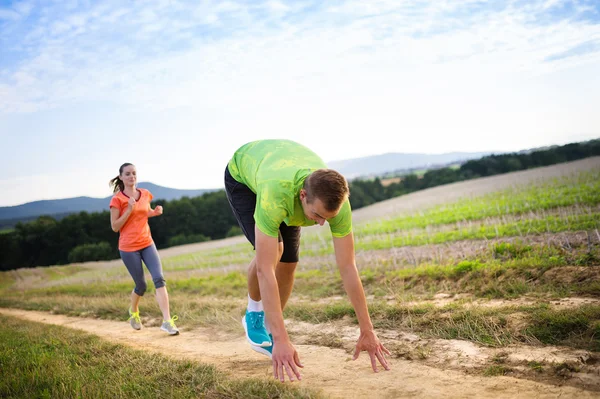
[2,148,493,207]
[1,139,597,207]
[1,0,599,207]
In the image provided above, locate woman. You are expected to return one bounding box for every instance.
[109,162,179,335]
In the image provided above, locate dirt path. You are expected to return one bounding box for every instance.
[1,308,597,399]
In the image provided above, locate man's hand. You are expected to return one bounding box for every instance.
[272,338,303,382]
[353,329,391,372]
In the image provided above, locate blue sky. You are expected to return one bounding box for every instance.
[0,0,599,206]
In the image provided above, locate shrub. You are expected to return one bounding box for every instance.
[167,234,210,247]
[68,242,115,263]
[226,226,243,237]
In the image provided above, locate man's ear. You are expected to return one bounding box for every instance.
[299,189,307,201]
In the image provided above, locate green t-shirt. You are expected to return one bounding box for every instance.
[228,139,352,238]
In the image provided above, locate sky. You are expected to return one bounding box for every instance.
[1,0,599,207]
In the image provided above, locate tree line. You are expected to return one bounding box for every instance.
[0,139,598,271]
[348,139,600,208]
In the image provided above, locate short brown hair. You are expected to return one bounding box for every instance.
[304,169,349,211]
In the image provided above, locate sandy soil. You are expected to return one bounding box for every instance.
[1,308,598,399]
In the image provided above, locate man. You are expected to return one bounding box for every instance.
[224,139,390,382]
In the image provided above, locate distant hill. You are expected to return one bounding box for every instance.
[135,182,214,203]
[0,152,500,225]
[0,182,217,225]
[328,152,496,180]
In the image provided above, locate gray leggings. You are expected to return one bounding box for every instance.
[119,243,166,296]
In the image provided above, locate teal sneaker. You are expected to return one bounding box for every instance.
[251,334,273,359]
[242,310,271,347]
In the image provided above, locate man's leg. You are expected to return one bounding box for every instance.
[224,165,272,347]
[248,242,284,303]
[275,261,298,310]
[276,224,301,311]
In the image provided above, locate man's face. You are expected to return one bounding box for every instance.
[300,189,339,226]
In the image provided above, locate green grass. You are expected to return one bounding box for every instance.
[0,273,15,290]
[304,212,599,254]
[0,315,321,399]
[128,170,600,269]
[528,361,544,373]
[0,169,598,362]
[351,171,600,238]
[526,305,600,350]
[20,271,250,299]
[3,240,597,307]
[162,245,252,271]
[293,243,599,299]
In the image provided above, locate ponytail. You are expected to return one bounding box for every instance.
[109,175,124,193]
[109,162,134,193]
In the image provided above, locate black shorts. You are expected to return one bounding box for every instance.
[224,165,301,263]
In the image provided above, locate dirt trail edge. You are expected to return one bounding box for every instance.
[1,308,596,399]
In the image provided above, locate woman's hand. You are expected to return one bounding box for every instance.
[127,197,136,211]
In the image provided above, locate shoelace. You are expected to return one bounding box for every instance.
[129,309,141,323]
[251,313,264,329]
[165,315,179,327]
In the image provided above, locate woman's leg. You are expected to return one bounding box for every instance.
[140,243,170,321]
[120,249,147,329]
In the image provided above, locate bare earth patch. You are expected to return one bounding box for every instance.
[392,295,600,310]
[542,266,600,284]
[284,317,600,393]
[1,308,598,398]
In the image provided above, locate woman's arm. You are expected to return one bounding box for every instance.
[110,197,135,232]
[148,204,163,218]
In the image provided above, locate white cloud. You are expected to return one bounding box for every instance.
[0,2,597,113]
[14,1,34,17]
[0,8,20,20]
[0,0,599,205]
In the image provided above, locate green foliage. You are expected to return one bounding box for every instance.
[452,260,483,276]
[493,242,532,259]
[0,190,238,270]
[2,138,599,270]
[348,138,600,209]
[67,242,115,263]
[461,140,600,178]
[226,226,243,237]
[167,233,210,247]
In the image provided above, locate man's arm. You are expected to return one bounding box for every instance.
[333,232,391,372]
[255,227,303,381]
[255,227,285,340]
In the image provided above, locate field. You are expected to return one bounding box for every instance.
[1,157,599,398]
